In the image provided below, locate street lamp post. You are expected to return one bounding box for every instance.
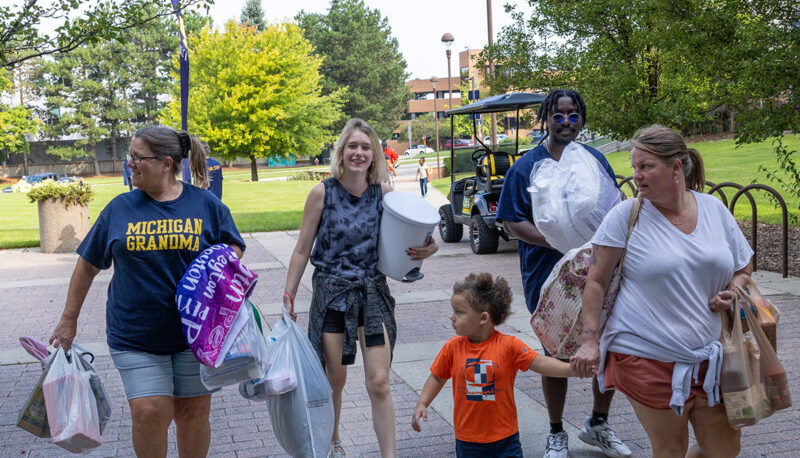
[430,76,439,173]
[441,33,454,181]
[486,0,497,145]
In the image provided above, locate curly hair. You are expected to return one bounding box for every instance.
[452,273,513,325]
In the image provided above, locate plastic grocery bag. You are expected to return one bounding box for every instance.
[42,347,101,453]
[200,303,269,389]
[239,312,297,401]
[176,244,258,368]
[17,350,56,438]
[529,142,621,253]
[267,308,334,457]
[72,344,112,434]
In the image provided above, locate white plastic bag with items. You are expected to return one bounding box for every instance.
[239,314,297,401]
[200,304,269,389]
[529,142,621,253]
[266,308,334,457]
[42,347,101,453]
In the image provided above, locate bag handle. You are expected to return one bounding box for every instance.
[614,196,643,274]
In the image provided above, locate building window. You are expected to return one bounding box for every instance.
[460,67,469,79]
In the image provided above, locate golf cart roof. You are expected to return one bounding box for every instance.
[445,92,547,116]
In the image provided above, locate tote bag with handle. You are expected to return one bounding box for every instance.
[531,197,641,359]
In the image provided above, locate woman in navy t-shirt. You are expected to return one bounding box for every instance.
[50,126,245,457]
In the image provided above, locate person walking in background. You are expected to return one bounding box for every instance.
[282,118,438,458]
[412,273,585,457]
[382,141,397,188]
[571,124,753,457]
[415,157,428,197]
[496,89,631,458]
[123,157,133,190]
[50,125,245,457]
[201,141,223,200]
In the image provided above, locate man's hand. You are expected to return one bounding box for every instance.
[50,315,78,350]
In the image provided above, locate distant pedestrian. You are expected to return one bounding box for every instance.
[282,118,438,458]
[411,273,583,457]
[50,125,245,457]
[200,141,223,200]
[123,158,133,190]
[415,157,428,197]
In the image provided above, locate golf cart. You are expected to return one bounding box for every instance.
[438,93,546,254]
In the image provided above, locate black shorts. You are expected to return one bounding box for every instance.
[321,309,384,347]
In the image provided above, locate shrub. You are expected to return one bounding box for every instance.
[27,179,95,207]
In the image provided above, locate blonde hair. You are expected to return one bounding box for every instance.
[133,126,209,189]
[330,118,388,184]
[631,124,705,192]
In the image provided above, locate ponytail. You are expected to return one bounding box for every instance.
[685,148,704,192]
[189,136,209,190]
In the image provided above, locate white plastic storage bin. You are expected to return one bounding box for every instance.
[377,191,440,282]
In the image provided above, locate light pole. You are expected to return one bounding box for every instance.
[430,76,439,169]
[486,0,497,145]
[441,33,454,180]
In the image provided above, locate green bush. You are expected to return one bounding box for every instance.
[27,180,95,207]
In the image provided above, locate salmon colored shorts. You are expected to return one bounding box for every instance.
[604,351,710,410]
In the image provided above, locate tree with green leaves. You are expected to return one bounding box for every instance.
[240,0,265,31]
[483,0,799,218]
[0,0,213,69]
[163,21,343,181]
[0,69,41,171]
[296,0,411,139]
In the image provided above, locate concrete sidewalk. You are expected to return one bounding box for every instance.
[1,172,799,457]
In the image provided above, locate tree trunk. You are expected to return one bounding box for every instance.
[22,153,29,176]
[92,144,100,176]
[250,153,259,182]
[111,131,118,173]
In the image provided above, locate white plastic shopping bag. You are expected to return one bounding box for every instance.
[200,304,269,389]
[529,141,621,253]
[42,347,101,453]
[267,308,334,457]
[239,315,297,401]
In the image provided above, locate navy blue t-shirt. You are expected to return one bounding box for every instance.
[206,158,223,200]
[496,144,617,314]
[77,183,245,354]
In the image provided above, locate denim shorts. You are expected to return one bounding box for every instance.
[110,348,218,400]
[455,431,522,457]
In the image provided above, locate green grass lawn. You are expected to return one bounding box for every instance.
[0,170,317,249]
[431,135,800,225]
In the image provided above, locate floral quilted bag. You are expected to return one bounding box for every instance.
[531,197,641,358]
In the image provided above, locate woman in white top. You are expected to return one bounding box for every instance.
[571,124,753,457]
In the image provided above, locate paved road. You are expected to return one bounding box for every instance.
[1,171,799,457]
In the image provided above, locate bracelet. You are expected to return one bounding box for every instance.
[283,292,294,307]
[582,329,597,334]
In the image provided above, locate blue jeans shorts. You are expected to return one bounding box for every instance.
[455,431,522,457]
[110,348,218,400]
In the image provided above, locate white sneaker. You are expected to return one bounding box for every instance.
[578,416,632,458]
[328,440,345,458]
[544,431,569,458]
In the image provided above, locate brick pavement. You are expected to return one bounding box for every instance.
[1,173,799,457]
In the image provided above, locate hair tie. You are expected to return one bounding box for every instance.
[177,132,191,158]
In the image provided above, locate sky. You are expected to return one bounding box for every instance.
[208,0,531,80]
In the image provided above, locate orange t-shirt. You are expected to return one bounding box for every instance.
[430,331,538,443]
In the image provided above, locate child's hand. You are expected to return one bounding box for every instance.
[411,403,427,432]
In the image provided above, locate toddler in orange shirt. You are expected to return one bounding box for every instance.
[412,273,587,457]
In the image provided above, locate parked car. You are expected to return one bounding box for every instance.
[403,144,435,156]
[482,134,508,144]
[2,172,77,193]
[526,130,545,144]
[444,138,473,149]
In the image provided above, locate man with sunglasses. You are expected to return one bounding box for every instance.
[497,89,631,458]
